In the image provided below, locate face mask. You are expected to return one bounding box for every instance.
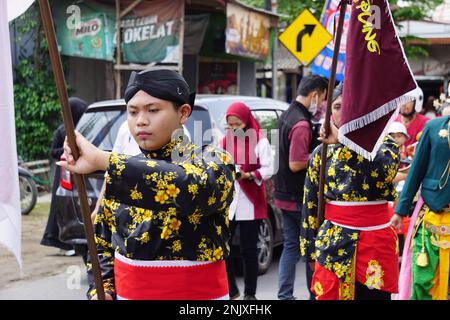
[227,128,245,137]
[235,128,246,137]
[309,95,319,116]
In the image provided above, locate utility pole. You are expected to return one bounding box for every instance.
[265,0,278,99]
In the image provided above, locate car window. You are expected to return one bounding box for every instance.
[276,109,284,118]
[252,110,278,144]
[185,107,213,145]
[204,100,280,132]
[199,100,232,134]
[194,98,288,145]
[77,109,127,151]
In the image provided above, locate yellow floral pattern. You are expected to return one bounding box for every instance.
[87,137,236,299]
[300,137,399,284]
[313,281,324,298]
[364,260,385,290]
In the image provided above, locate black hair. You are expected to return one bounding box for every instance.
[172,101,183,110]
[297,75,329,97]
[172,101,193,115]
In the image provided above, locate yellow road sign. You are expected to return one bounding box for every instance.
[279,9,332,66]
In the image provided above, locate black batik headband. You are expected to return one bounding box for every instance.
[124,69,196,115]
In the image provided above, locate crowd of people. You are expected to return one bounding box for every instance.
[47,70,449,300]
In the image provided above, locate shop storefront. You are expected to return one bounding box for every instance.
[44,0,278,100]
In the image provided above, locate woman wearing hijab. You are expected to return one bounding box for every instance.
[40,97,88,254]
[220,102,274,300]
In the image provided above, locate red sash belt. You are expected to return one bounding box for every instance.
[325,201,390,229]
[114,253,229,300]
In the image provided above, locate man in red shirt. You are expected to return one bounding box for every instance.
[396,88,429,150]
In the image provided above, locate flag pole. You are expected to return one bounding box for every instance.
[317,0,348,226]
[37,0,105,300]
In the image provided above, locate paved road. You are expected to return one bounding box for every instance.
[0,251,310,300]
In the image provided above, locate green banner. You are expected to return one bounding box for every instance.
[121,16,180,63]
[52,0,115,61]
[52,0,183,64]
[120,0,183,64]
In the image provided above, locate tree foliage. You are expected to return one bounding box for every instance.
[13,3,63,161]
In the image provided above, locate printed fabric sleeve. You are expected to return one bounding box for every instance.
[299,145,321,262]
[86,197,117,300]
[105,147,236,218]
[366,137,401,184]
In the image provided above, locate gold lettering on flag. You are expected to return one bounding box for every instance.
[355,0,381,55]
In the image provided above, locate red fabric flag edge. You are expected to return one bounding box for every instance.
[338,0,418,161]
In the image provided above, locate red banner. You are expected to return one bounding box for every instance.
[339,0,417,160]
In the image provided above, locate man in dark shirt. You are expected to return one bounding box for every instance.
[275,75,328,300]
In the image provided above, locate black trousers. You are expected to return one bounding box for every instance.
[41,164,73,251]
[226,219,261,296]
[355,281,391,300]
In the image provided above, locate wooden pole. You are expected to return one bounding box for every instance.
[115,0,122,99]
[178,0,186,75]
[120,0,143,19]
[37,0,105,300]
[317,0,348,225]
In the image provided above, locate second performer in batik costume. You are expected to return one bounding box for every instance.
[300,87,401,300]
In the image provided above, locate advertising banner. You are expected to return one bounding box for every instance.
[121,0,184,64]
[225,2,271,60]
[52,0,183,64]
[53,1,115,61]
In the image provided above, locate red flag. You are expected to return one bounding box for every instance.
[339,0,417,160]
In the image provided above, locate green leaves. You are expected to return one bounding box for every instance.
[13,7,62,161]
[14,58,61,161]
[12,3,75,161]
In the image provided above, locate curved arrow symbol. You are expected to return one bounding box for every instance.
[296,24,316,52]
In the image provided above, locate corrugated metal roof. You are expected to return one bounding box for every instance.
[258,41,302,71]
[276,43,301,70]
[398,20,450,39]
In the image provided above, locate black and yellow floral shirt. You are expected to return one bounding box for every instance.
[87,137,236,298]
[299,136,399,281]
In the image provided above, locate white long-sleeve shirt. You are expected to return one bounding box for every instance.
[228,137,274,221]
[112,121,141,155]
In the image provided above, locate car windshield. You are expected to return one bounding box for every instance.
[76,108,127,151]
[198,99,242,135]
[198,97,287,135]
[184,107,213,145]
